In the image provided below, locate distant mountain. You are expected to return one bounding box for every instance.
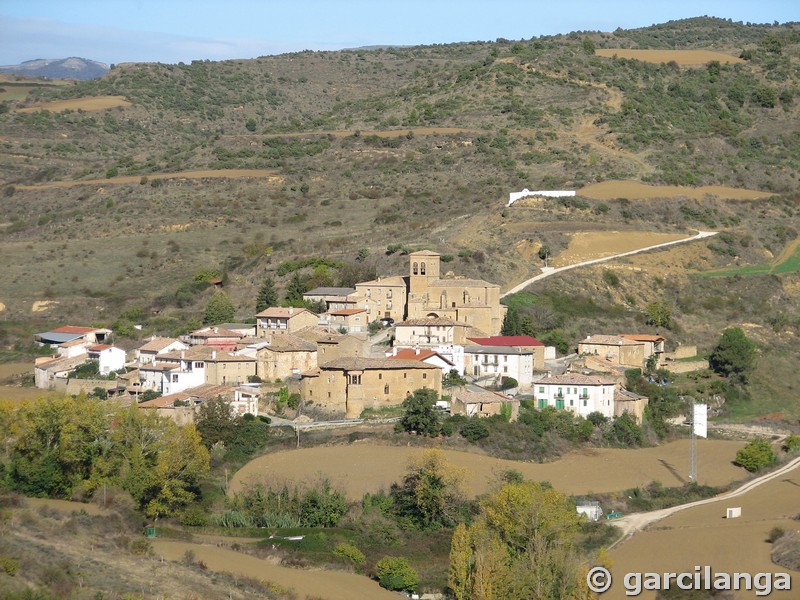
[0,57,109,80]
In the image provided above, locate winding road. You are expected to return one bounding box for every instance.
[609,453,800,549]
[502,230,718,297]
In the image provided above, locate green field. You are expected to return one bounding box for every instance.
[701,242,800,277]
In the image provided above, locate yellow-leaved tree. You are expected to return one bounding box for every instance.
[449,481,592,600]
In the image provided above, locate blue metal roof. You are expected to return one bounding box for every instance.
[35,332,84,344]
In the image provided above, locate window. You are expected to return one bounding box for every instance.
[387,290,392,298]
[413,262,418,275]
[384,385,389,394]
[404,373,407,379]
[378,373,382,380]
[539,386,544,394]
[348,374,362,385]
[421,262,426,275]
[422,373,427,380]
[583,400,587,407]
[582,387,588,397]
[172,374,179,382]
[194,362,204,368]
[503,366,508,373]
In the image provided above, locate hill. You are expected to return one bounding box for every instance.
[0,16,798,414]
[0,57,109,80]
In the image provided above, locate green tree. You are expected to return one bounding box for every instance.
[448,481,590,600]
[501,305,522,335]
[709,327,757,382]
[443,369,467,388]
[398,388,442,436]
[644,301,673,328]
[203,290,235,325]
[735,439,776,472]
[607,412,643,446]
[245,118,257,132]
[538,244,551,266]
[375,556,419,592]
[581,37,596,55]
[284,272,308,306]
[390,449,465,530]
[195,396,239,448]
[460,418,490,443]
[256,277,278,313]
[752,86,778,108]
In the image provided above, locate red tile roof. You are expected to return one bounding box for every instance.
[52,326,96,334]
[88,344,113,351]
[467,335,544,347]
[620,334,666,342]
[389,348,454,365]
[327,309,366,316]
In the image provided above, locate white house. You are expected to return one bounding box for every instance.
[135,337,188,365]
[533,373,616,419]
[386,347,455,374]
[87,344,126,375]
[464,345,534,389]
[137,349,207,395]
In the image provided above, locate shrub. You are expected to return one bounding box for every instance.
[783,434,800,454]
[375,556,419,592]
[332,543,366,565]
[735,439,777,472]
[130,539,153,556]
[460,418,490,443]
[179,506,209,527]
[0,555,19,575]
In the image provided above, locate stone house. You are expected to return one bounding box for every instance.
[354,276,408,323]
[295,357,442,419]
[295,326,366,363]
[302,287,358,312]
[614,387,649,424]
[256,307,319,336]
[450,389,519,420]
[243,334,318,381]
[533,373,616,419]
[578,334,648,369]
[321,308,368,333]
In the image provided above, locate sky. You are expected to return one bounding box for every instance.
[1,0,798,66]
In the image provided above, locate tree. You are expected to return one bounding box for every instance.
[448,481,590,600]
[195,396,239,448]
[581,37,596,55]
[709,327,757,382]
[284,272,308,306]
[460,418,490,443]
[375,556,419,592]
[501,305,521,335]
[735,439,776,472]
[256,277,277,313]
[390,449,465,530]
[644,301,673,328]
[398,388,442,436]
[443,369,467,388]
[245,118,257,132]
[538,244,551,266]
[203,290,235,325]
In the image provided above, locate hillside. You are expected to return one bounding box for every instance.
[0,57,110,80]
[0,16,799,412]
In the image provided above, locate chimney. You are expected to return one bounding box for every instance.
[181,350,185,359]
[415,346,420,355]
[214,327,218,333]
[212,350,216,360]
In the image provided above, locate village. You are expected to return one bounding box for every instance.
[30,250,688,428]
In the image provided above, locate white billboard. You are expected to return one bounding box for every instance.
[693,403,708,438]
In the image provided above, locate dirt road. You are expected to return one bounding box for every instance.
[502,230,718,296]
[610,453,800,547]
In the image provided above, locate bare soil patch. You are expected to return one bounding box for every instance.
[608,461,800,599]
[595,49,745,66]
[551,231,690,267]
[579,180,771,200]
[24,497,109,516]
[15,168,284,190]
[0,362,29,382]
[152,540,399,600]
[231,439,746,501]
[16,95,131,113]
